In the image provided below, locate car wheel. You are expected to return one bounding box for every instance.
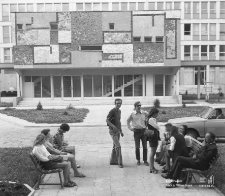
[187,129,198,139]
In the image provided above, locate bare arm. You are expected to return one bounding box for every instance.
[127,113,133,131]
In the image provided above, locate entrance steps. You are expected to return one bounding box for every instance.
[17,97,179,107]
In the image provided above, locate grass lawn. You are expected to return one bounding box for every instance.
[142,106,206,122]
[0,102,13,107]
[0,147,39,187]
[0,108,89,123]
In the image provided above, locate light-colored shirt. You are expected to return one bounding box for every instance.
[148,117,160,130]
[127,110,148,130]
[169,136,176,151]
[32,144,51,162]
[184,135,192,147]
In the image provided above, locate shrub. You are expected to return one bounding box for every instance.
[66,103,74,110]
[185,90,188,95]
[162,110,166,114]
[182,103,186,108]
[63,111,69,115]
[153,99,160,108]
[36,101,43,110]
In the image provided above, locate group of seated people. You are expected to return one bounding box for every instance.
[32,123,86,188]
[154,123,218,188]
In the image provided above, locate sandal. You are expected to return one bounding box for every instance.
[74,173,86,178]
[64,181,76,187]
[69,181,77,186]
[153,169,158,174]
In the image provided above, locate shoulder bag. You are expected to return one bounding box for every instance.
[144,118,155,137]
[51,156,63,163]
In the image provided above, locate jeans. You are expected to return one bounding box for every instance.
[133,129,147,161]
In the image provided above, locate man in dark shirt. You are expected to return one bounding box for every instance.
[162,132,218,188]
[106,99,124,168]
[211,108,225,119]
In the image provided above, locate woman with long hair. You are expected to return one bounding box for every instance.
[32,134,77,187]
[147,108,160,173]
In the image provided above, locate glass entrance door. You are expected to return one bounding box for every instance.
[53,76,61,98]
[63,76,72,98]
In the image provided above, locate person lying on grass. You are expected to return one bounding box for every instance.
[41,128,85,177]
[32,134,78,187]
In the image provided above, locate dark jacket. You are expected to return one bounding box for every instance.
[106,108,121,130]
[147,124,160,143]
[195,142,218,170]
[172,134,189,162]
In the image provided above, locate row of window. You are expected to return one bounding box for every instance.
[184,45,225,60]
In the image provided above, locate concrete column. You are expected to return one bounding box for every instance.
[197,67,201,99]
[206,65,210,100]
[50,75,54,99]
[20,76,23,97]
[146,74,154,96]
[163,75,165,97]
[176,70,179,95]
[142,74,145,97]
[61,76,63,99]
[16,73,20,97]
[81,75,84,100]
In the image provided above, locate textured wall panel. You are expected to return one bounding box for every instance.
[59,44,71,63]
[71,12,102,51]
[13,46,33,65]
[17,13,57,28]
[165,19,176,59]
[133,43,164,63]
[17,30,50,45]
[34,45,59,64]
[11,13,16,44]
[50,31,58,45]
[58,12,71,31]
[102,12,131,31]
[58,31,71,43]
[133,11,180,19]
[104,32,131,43]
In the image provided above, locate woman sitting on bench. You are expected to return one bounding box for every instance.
[33,134,80,187]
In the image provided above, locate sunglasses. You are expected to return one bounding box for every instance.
[137,105,141,107]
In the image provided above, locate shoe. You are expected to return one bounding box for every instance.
[137,161,141,166]
[162,166,166,170]
[166,181,177,188]
[74,172,86,178]
[160,162,166,166]
[144,161,149,166]
[150,168,158,174]
[119,164,123,168]
[64,181,77,187]
[76,164,81,168]
[161,169,170,173]
[161,173,171,179]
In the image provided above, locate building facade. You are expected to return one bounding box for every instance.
[0,0,224,104]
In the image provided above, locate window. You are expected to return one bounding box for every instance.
[166,2,172,10]
[102,3,109,11]
[17,24,23,30]
[201,2,208,19]
[156,37,164,42]
[93,3,100,11]
[26,24,32,30]
[50,23,58,31]
[80,46,102,50]
[18,4,25,12]
[112,2,119,11]
[10,4,17,12]
[85,3,91,11]
[193,45,199,60]
[220,45,225,59]
[27,4,33,12]
[220,24,225,40]
[76,3,83,11]
[121,2,128,11]
[221,2,225,18]
[193,2,199,19]
[184,24,191,35]
[138,2,145,10]
[45,3,52,12]
[2,4,9,21]
[144,37,152,42]
[37,3,44,12]
[54,3,61,11]
[133,37,141,42]
[201,24,208,40]
[184,2,191,19]
[193,24,199,40]
[201,45,208,59]
[148,2,155,10]
[109,23,114,30]
[210,23,216,40]
[62,3,69,11]
[194,67,205,85]
[3,26,10,43]
[209,45,216,60]
[129,2,136,11]
[157,2,164,10]
[184,46,191,60]
[25,76,32,82]
[174,2,180,9]
[210,2,216,18]
[4,48,11,63]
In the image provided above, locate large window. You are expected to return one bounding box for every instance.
[184,24,191,35]
[148,2,155,10]
[210,23,216,40]
[45,3,52,12]
[93,3,100,11]
[129,2,136,10]
[54,3,61,11]
[18,4,25,12]
[85,3,91,11]
[37,3,44,12]
[2,4,9,21]
[193,2,200,19]
[3,26,10,43]
[193,24,200,40]
[210,2,216,18]
[157,2,164,10]
[220,24,225,40]
[201,24,208,40]
[201,2,208,19]
[138,2,145,10]
[76,3,83,11]
[4,48,10,63]
[121,2,128,10]
[112,2,119,11]
[209,45,216,60]
[220,45,225,60]
[10,4,17,12]
[201,45,208,60]
[27,4,33,12]
[184,46,191,60]
[102,3,109,11]
[174,2,180,9]
[184,2,191,19]
[193,45,199,60]
[83,75,92,97]
[166,2,172,10]
[32,76,41,98]
[221,2,225,18]
[194,67,205,85]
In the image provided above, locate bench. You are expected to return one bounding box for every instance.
[183,137,219,189]
[29,153,64,189]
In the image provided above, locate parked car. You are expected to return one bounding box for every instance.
[168,106,225,139]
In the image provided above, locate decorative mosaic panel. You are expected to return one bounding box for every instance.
[50,31,58,45]
[71,12,103,51]
[58,12,71,31]
[58,31,71,43]
[102,53,123,61]
[13,46,33,65]
[59,44,71,64]
[17,30,50,45]
[165,19,177,59]
[34,45,59,64]
[104,32,131,43]
[133,43,164,63]
[11,13,16,44]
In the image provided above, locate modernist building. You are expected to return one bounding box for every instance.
[0,0,224,105]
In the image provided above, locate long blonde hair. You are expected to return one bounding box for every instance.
[33,134,46,147]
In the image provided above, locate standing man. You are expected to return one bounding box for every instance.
[106,98,124,168]
[127,101,149,166]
